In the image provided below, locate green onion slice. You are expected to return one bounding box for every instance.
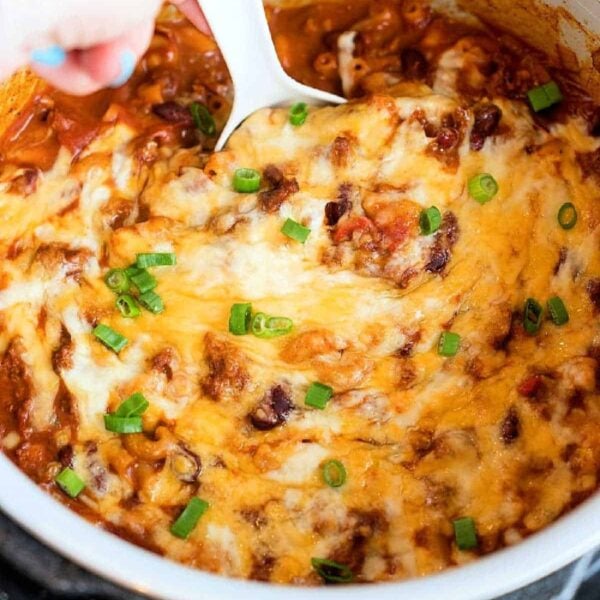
[311,557,353,584]
[543,81,563,104]
[289,102,309,126]
[116,294,141,318]
[229,303,252,335]
[419,206,442,235]
[233,168,261,193]
[468,173,498,204]
[557,202,577,230]
[104,269,130,293]
[139,290,165,314]
[190,102,216,136]
[124,265,143,278]
[523,298,543,335]
[438,331,460,357]
[527,80,563,112]
[170,497,209,539]
[93,324,128,353]
[55,467,85,498]
[453,517,478,550]
[136,252,177,268]
[130,269,157,294]
[322,460,347,488]
[104,414,143,434]
[115,392,149,418]
[305,382,333,410]
[547,296,569,326]
[251,312,293,338]
[281,218,311,244]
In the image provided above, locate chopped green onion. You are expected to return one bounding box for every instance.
[527,80,563,112]
[468,173,498,204]
[305,382,333,410]
[557,202,577,230]
[136,252,177,268]
[93,324,128,353]
[543,81,563,104]
[289,102,309,126]
[547,296,569,326]
[190,102,216,136]
[233,168,261,193]
[251,312,294,338]
[124,265,142,278]
[281,218,311,244]
[322,460,347,488]
[419,206,442,235]
[130,269,157,294]
[104,269,130,294]
[523,298,543,335]
[527,85,551,112]
[170,497,209,539]
[116,294,141,318]
[139,290,165,314]
[114,392,149,418]
[438,331,460,357]
[55,467,85,498]
[311,558,353,584]
[229,303,252,335]
[453,517,478,550]
[104,414,143,434]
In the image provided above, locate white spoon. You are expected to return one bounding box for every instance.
[197,0,346,150]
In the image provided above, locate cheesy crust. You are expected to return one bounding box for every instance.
[0,1,599,587]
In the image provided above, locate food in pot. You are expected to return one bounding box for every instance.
[0,0,598,585]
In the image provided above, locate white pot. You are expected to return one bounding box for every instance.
[0,1,599,598]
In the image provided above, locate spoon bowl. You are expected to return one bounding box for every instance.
[198,0,346,150]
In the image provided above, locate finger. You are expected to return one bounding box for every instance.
[171,0,211,34]
[29,20,154,96]
[29,52,100,96]
[77,21,155,88]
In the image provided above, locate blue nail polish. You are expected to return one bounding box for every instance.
[30,45,66,68]
[110,49,136,88]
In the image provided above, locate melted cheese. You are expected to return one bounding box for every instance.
[0,81,598,586]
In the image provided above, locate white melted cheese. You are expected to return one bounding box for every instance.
[267,443,329,484]
[60,307,147,439]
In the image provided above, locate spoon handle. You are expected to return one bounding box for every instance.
[197,0,344,150]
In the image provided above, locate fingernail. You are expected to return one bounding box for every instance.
[110,49,136,88]
[30,45,66,68]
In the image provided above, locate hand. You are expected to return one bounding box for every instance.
[0,0,209,96]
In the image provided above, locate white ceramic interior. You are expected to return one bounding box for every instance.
[0,1,599,598]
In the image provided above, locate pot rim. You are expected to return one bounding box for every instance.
[0,455,598,600]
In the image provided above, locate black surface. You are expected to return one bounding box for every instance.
[0,509,146,600]
[0,507,599,600]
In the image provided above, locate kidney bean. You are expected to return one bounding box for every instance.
[325,182,353,226]
[436,127,459,150]
[249,385,293,430]
[151,101,193,125]
[470,104,502,151]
